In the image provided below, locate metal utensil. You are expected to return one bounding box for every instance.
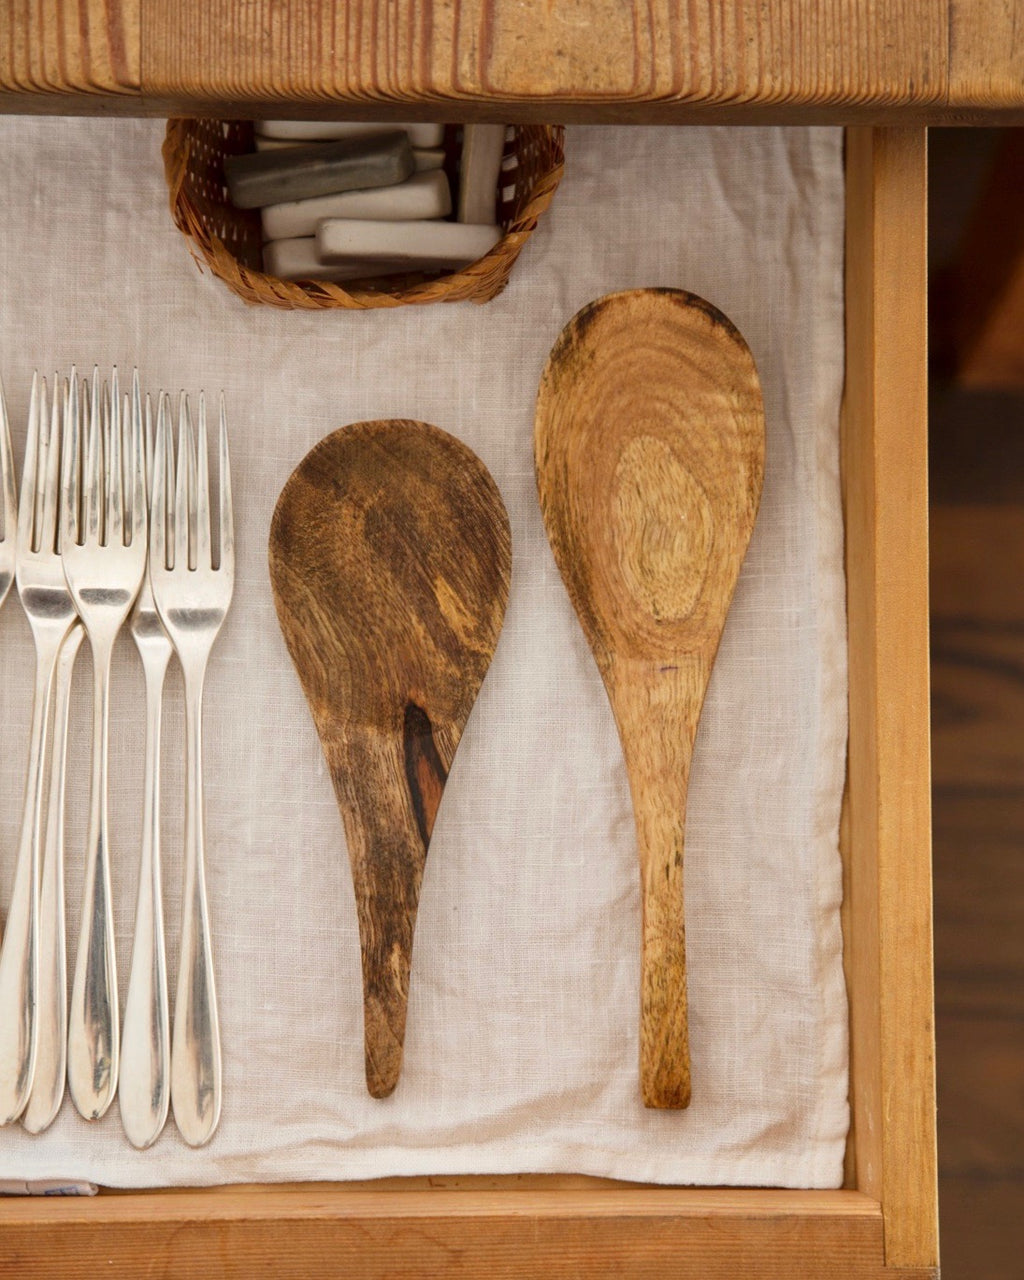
[151,392,233,1147]
[65,369,147,1121]
[0,375,16,611]
[120,392,174,1149]
[0,375,79,1125]
[22,621,84,1133]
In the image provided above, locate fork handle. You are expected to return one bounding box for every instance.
[68,638,120,1121]
[172,670,222,1147]
[23,623,84,1134]
[119,648,172,1148]
[0,641,60,1125]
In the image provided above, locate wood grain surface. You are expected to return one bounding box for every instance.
[0,1184,930,1280]
[139,0,945,119]
[1,1,1024,119]
[948,2,1024,114]
[841,128,937,1270]
[0,0,139,108]
[268,420,510,1098]
[535,288,764,1110]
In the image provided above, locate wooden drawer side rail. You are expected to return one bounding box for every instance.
[841,126,938,1272]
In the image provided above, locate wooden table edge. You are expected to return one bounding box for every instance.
[2,0,1022,120]
[1,91,1023,125]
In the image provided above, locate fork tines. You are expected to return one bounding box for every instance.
[151,391,233,576]
[62,368,146,555]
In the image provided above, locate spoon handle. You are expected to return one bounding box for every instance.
[335,713,445,1100]
[613,660,705,1109]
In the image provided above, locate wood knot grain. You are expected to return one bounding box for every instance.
[613,435,713,622]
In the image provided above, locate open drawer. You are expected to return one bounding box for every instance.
[0,126,936,1279]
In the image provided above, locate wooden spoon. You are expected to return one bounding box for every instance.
[269,420,511,1098]
[535,289,765,1108]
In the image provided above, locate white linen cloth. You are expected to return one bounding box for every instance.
[0,118,848,1188]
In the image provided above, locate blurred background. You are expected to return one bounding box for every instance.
[928,126,1024,1278]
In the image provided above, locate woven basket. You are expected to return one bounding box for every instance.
[162,120,565,310]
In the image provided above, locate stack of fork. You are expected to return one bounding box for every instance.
[0,368,234,1149]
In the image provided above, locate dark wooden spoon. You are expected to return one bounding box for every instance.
[269,420,511,1098]
[535,289,765,1108]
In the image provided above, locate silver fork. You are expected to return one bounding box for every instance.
[0,376,16,610]
[120,391,174,1149]
[151,392,233,1147]
[24,383,87,1136]
[65,368,147,1121]
[0,375,79,1125]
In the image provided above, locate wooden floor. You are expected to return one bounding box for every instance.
[930,380,1024,1277]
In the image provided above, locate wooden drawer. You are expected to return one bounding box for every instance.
[0,126,936,1279]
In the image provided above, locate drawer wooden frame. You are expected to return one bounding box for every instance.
[0,126,936,1279]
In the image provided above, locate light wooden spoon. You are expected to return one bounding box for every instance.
[535,288,765,1108]
[269,420,511,1098]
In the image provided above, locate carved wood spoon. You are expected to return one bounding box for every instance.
[535,289,765,1108]
[269,420,511,1098]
